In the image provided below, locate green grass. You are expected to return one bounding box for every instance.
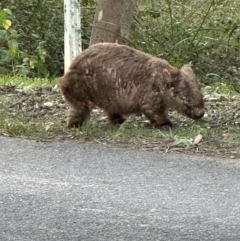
[0,75,58,87]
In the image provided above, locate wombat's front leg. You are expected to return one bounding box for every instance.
[143,108,173,127]
[67,101,91,128]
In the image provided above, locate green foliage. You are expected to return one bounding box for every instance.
[0,0,97,77]
[82,0,97,6]
[81,1,97,49]
[0,8,12,29]
[131,0,240,91]
[0,8,48,76]
[0,0,63,77]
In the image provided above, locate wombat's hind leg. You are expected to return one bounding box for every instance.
[108,113,126,126]
[67,102,91,128]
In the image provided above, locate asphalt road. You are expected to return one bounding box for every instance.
[0,137,240,241]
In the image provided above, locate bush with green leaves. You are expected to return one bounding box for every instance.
[0,1,63,77]
[131,0,240,91]
[0,0,96,77]
[0,8,48,76]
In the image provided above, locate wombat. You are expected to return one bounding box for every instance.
[59,43,205,128]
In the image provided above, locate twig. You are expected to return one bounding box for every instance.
[7,97,29,108]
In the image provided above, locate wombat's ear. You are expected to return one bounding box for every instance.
[181,64,194,76]
[163,68,180,88]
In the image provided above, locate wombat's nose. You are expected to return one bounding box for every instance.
[196,110,205,119]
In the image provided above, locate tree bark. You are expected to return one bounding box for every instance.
[64,0,82,72]
[90,0,136,45]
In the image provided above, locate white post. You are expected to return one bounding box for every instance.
[64,0,82,73]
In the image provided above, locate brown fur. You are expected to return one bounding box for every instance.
[59,43,205,128]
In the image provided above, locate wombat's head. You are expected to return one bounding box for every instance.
[164,64,205,120]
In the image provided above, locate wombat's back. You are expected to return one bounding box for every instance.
[61,43,181,112]
[68,43,172,86]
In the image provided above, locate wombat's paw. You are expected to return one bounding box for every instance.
[108,113,126,126]
[67,117,84,128]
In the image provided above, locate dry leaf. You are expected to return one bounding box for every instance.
[222,132,229,139]
[193,134,202,145]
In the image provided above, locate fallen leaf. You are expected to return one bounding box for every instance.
[44,101,54,107]
[193,134,202,145]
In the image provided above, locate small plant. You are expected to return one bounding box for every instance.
[0,8,12,29]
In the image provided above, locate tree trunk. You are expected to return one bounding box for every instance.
[90,0,136,45]
[64,0,82,72]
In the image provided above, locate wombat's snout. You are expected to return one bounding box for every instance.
[186,106,205,120]
[194,109,205,119]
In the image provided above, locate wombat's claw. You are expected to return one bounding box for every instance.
[67,118,84,128]
[67,123,82,128]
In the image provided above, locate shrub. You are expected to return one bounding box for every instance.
[0,0,97,77]
[131,0,240,91]
[0,1,63,77]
